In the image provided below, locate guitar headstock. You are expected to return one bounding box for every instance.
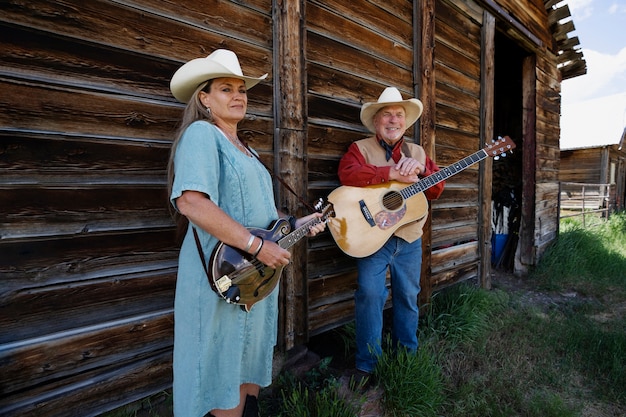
[485,136,516,160]
[313,198,335,222]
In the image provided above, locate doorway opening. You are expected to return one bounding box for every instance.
[491,31,529,271]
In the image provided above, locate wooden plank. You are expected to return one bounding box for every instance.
[0,0,272,69]
[307,2,412,67]
[306,32,413,87]
[275,0,307,349]
[480,10,496,289]
[1,310,173,396]
[0,268,175,342]
[520,54,537,266]
[0,352,172,417]
[0,24,175,101]
[431,261,479,288]
[309,0,413,46]
[431,241,479,272]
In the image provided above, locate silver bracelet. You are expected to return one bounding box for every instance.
[244,235,256,253]
[252,237,264,257]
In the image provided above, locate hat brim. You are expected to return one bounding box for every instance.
[170,58,268,103]
[360,99,423,133]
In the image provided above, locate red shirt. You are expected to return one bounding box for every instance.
[338,140,445,201]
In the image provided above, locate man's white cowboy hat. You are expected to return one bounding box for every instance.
[360,87,424,133]
[170,49,268,103]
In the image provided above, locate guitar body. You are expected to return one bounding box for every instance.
[328,181,428,258]
[209,218,290,312]
[326,136,516,258]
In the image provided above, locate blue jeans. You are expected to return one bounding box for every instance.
[354,236,422,373]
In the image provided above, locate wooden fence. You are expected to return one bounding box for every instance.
[559,182,613,225]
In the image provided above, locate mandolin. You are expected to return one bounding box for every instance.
[327,136,515,258]
[208,201,334,311]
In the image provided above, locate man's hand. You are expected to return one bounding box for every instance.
[389,156,424,183]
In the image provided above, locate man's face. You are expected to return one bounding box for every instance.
[373,105,407,144]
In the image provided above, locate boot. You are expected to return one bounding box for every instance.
[242,394,260,417]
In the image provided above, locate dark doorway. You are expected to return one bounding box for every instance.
[491,31,528,271]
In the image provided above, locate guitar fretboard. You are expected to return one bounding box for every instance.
[278,219,320,249]
[401,149,489,199]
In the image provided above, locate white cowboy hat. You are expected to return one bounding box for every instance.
[170,49,268,103]
[360,87,424,133]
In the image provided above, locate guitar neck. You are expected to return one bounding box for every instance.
[401,148,489,199]
[278,218,321,250]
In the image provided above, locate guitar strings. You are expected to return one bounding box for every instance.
[224,215,328,286]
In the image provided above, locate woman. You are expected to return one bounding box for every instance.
[167,49,325,417]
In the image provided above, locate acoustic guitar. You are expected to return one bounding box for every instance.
[208,201,334,311]
[327,136,515,258]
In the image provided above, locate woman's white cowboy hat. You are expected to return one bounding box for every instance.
[360,87,424,133]
[170,49,268,103]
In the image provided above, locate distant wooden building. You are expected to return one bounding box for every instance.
[1,0,585,415]
[560,130,626,212]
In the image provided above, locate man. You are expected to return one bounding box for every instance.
[338,86,445,381]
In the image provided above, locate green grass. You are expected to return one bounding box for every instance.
[375,341,444,417]
[105,211,626,416]
[532,211,626,297]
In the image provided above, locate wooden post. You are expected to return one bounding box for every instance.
[273,0,307,350]
[520,55,537,267]
[418,0,436,307]
[479,11,496,289]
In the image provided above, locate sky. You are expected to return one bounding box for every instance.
[559,0,626,149]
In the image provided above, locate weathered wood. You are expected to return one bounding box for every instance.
[274,0,306,350]
[480,10,496,289]
[0,0,579,413]
[418,0,436,306]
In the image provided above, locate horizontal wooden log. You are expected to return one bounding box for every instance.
[308,270,357,309]
[0,268,175,343]
[309,0,412,46]
[431,261,479,289]
[0,0,272,74]
[1,310,173,396]
[0,228,177,274]
[431,223,478,248]
[0,351,172,417]
[307,2,412,67]
[431,241,479,273]
[0,24,175,101]
[306,32,413,88]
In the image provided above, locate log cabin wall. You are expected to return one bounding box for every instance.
[0,1,275,415]
[304,0,416,337]
[1,0,570,415]
[560,146,626,211]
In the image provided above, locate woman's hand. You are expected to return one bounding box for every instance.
[295,212,327,237]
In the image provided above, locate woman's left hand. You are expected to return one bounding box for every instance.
[295,212,327,237]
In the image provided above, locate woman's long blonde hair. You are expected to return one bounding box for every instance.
[167,80,214,242]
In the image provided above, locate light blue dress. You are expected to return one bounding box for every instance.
[170,121,279,416]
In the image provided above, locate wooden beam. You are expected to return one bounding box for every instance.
[273,0,308,350]
[418,0,436,307]
[520,55,537,267]
[480,0,543,48]
[479,10,496,289]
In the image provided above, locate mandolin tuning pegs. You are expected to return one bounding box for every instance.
[314,198,323,212]
[494,155,500,161]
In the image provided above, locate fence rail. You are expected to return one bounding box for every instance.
[559,182,613,226]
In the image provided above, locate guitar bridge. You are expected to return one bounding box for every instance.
[216,275,232,293]
[359,200,376,227]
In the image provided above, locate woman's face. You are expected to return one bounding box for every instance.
[199,77,248,125]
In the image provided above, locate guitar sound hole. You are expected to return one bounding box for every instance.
[382,191,403,211]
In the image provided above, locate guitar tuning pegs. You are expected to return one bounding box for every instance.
[494,155,500,161]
